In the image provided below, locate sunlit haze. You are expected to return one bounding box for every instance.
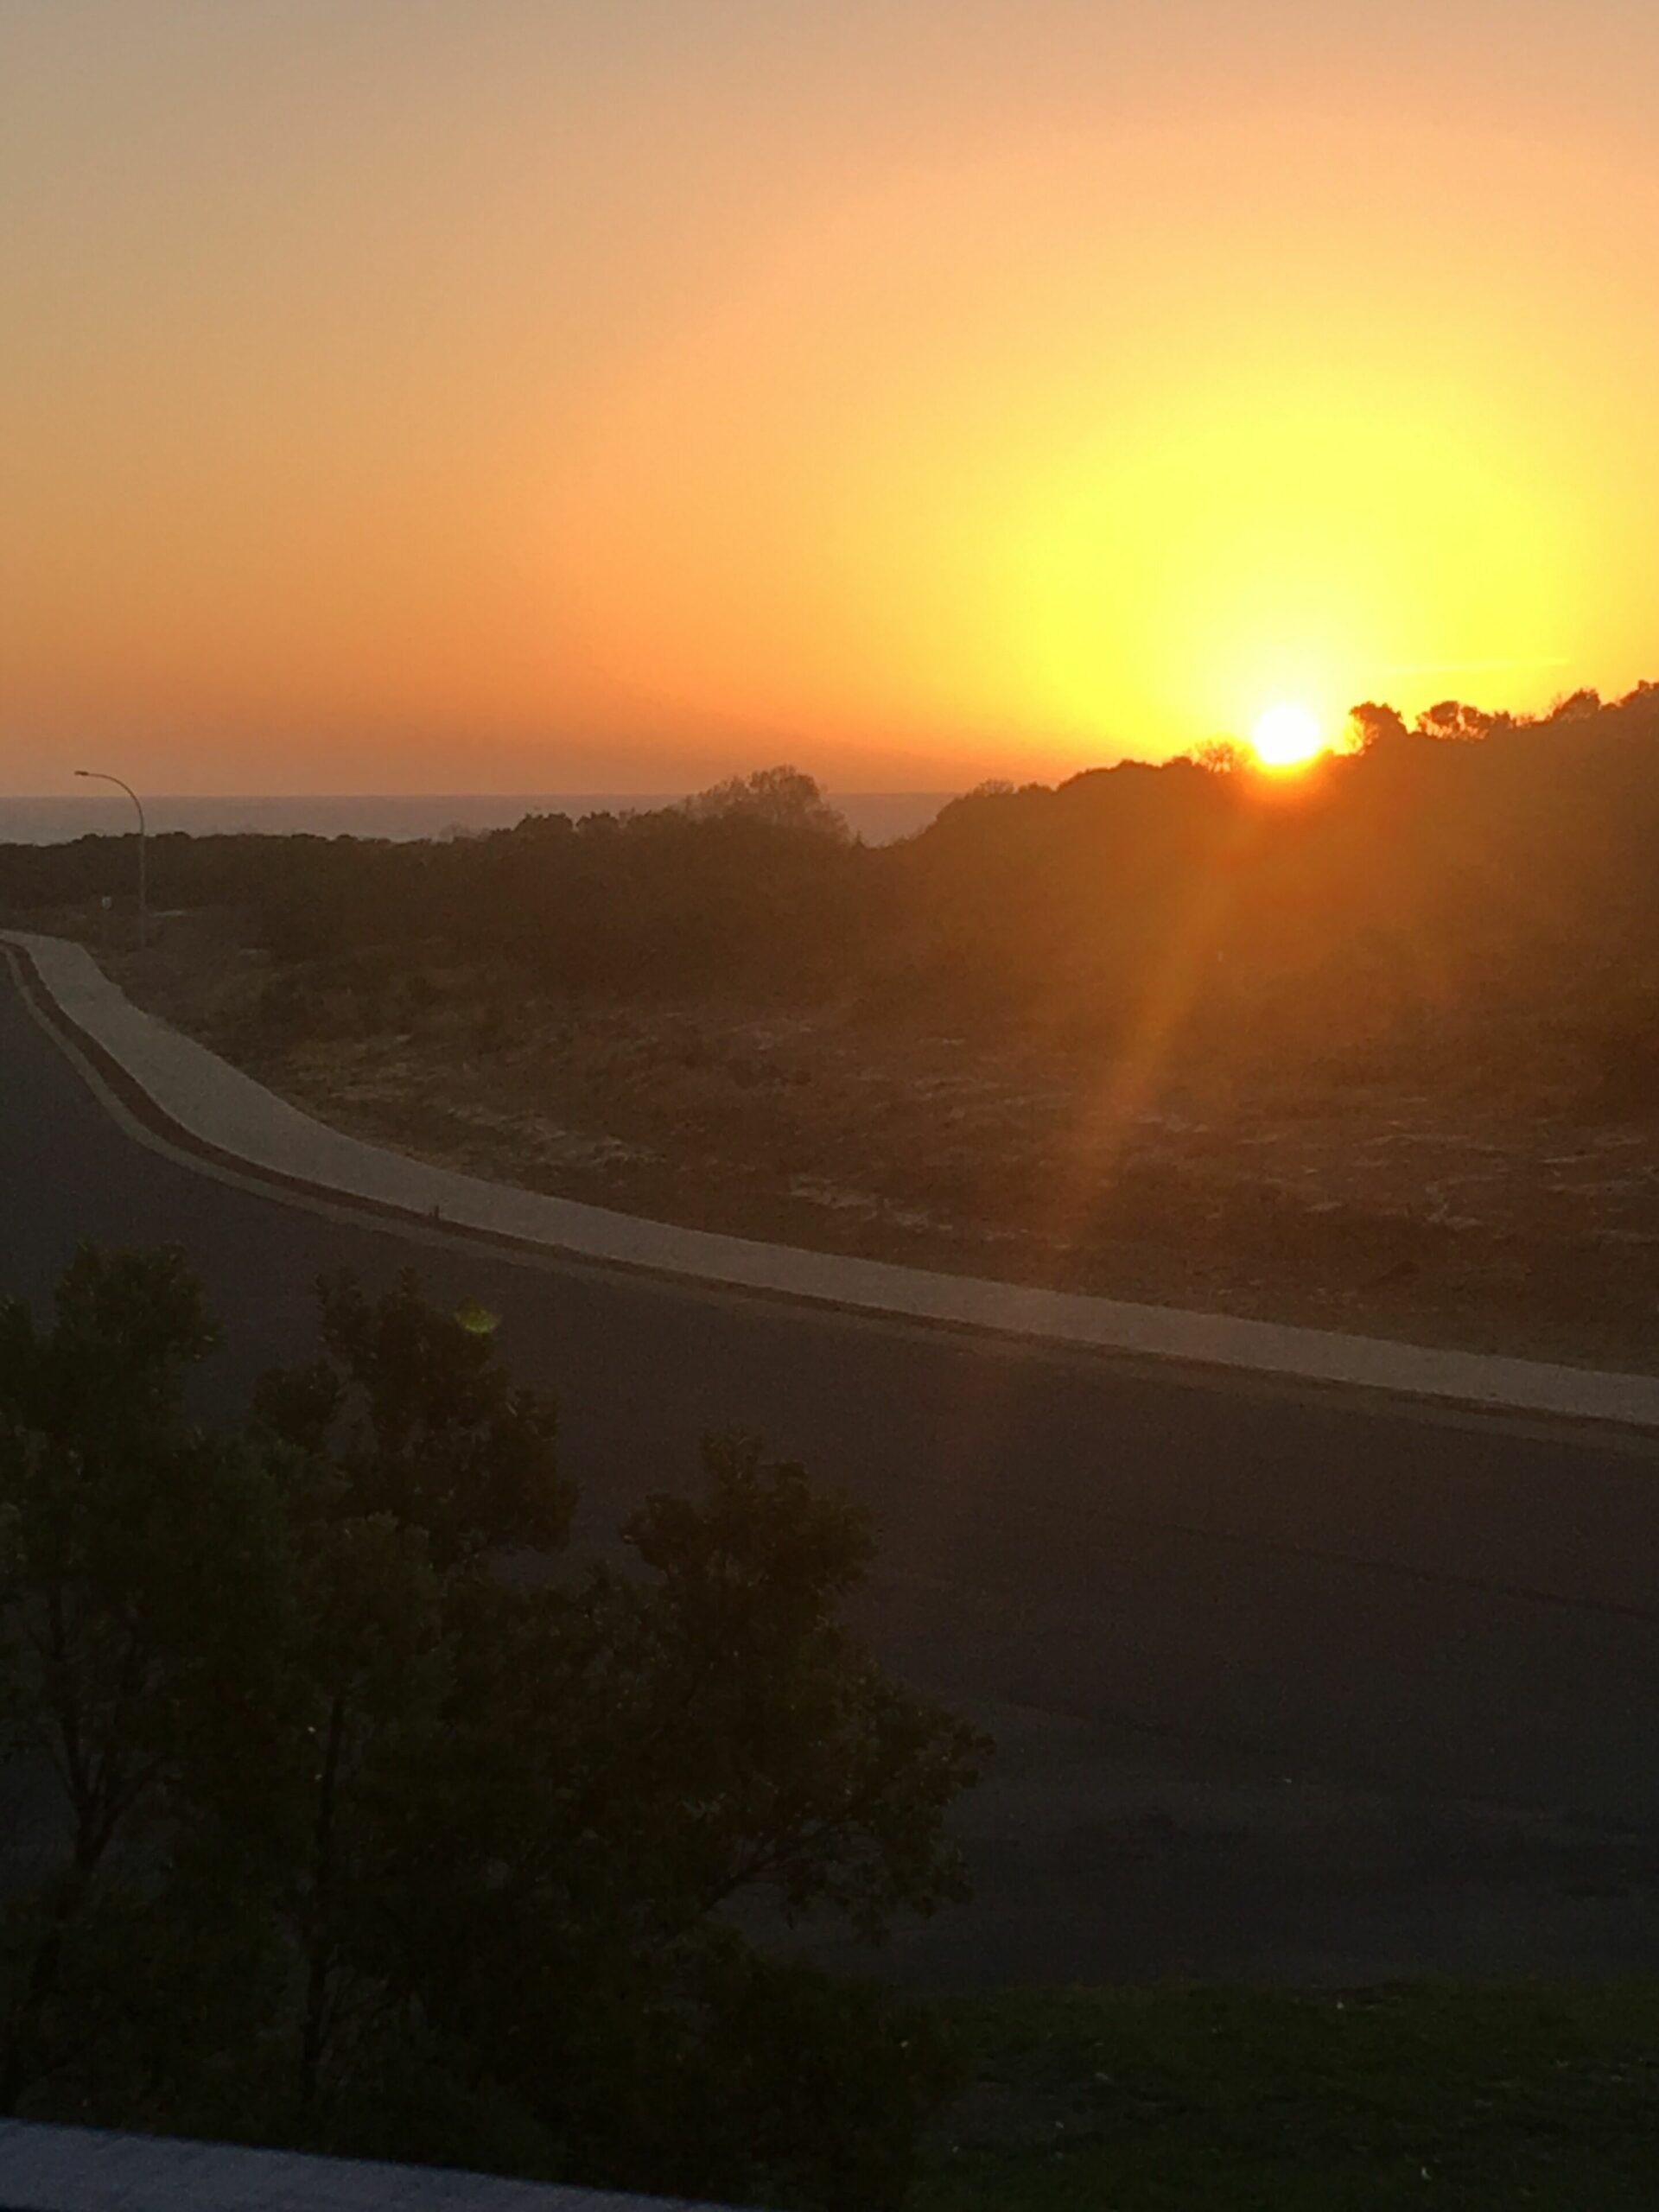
[5,0,1658,795]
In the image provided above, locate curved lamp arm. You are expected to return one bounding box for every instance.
[74,769,148,945]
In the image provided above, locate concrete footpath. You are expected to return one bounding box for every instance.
[7,926,1659,1431]
[0,2118,725,2212]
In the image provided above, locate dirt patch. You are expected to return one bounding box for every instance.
[63,907,1659,1373]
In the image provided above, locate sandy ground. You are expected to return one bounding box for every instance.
[73,908,1659,1374]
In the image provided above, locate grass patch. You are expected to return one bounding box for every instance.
[916,1985,1659,2208]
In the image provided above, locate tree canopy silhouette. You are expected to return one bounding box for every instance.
[0,1249,985,2208]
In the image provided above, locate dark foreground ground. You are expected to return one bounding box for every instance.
[5,963,1659,1987]
[920,1983,1659,2207]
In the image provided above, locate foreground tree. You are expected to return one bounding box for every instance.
[251,1268,571,1566]
[0,1249,987,2209]
[0,1248,287,2117]
[367,1430,977,2204]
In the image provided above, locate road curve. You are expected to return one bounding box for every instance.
[12,926,1659,1430]
[5,960,1659,1986]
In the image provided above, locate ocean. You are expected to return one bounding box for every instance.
[0,792,956,847]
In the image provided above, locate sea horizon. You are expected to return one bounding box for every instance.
[0,790,959,848]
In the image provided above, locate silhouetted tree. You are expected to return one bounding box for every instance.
[0,1248,287,2116]
[682,766,851,841]
[1346,700,1408,751]
[1547,686,1602,722]
[1414,698,1498,743]
[1188,738,1250,774]
[251,1268,569,1567]
[0,1254,986,2208]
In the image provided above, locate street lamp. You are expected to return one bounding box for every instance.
[74,770,148,948]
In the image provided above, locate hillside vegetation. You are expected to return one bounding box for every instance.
[8,690,1659,1365]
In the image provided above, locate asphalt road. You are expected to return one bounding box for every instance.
[6,966,1659,1988]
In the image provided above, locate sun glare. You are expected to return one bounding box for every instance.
[1249,702,1325,772]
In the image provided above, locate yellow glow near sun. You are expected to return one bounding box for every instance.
[1249,702,1326,770]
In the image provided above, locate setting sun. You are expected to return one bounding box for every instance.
[1249,703,1326,771]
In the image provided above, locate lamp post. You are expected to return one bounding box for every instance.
[74,770,147,947]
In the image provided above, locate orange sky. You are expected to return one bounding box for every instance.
[4,0,1658,794]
